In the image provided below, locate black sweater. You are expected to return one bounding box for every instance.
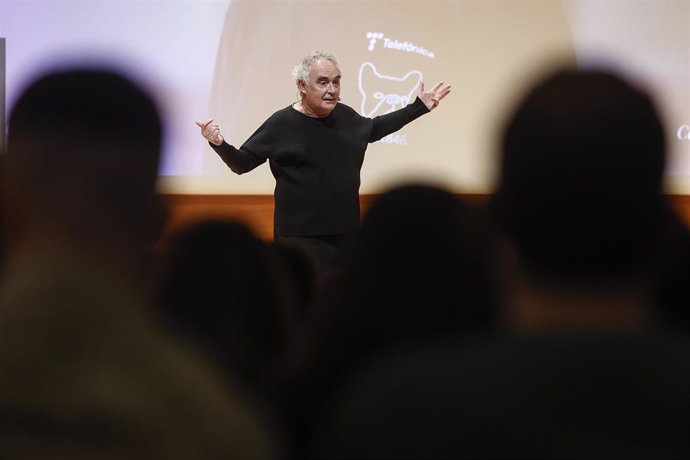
[211,97,430,236]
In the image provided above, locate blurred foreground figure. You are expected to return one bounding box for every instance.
[157,218,296,397]
[314,68,689,459]
[279,183,500,456]
[0,68,279,459]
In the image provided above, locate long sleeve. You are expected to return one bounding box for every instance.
[369,97,430,143]
[210,140,267,175]
[204,101,430,237]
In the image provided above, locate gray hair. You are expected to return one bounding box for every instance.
[292,50,340,83]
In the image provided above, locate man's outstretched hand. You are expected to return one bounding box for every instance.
[417,81,452,111]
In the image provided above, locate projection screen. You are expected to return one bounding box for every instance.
[1,0,688,194]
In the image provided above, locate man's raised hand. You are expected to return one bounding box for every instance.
[195,118,224,146]
[417,81,452,111]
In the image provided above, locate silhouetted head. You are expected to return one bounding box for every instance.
[5,67,164,250]
[158,219,289,388]
[492,68,666,281]
[333,183,498,348]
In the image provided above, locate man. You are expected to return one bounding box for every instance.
[0,67,279,459]
[197,50,450,271]
[311,68,690,459]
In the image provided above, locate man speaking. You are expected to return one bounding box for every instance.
[197,50,450,272]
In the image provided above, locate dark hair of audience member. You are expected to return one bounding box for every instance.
[156,218,293,394]
[1,68,280,459]
[491,68,666,283]
[265,239,319,324]
[309,68,689,460]
[331,184,498,343]
[652,202,690,334]
[276,183,500,453]
[5,68,164,258]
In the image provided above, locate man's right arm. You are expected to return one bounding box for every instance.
[195,118,266,174]
[209,141,267,175]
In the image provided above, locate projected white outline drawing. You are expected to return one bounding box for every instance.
[358,62,423,118]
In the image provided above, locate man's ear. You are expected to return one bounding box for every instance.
[297,79,307,95]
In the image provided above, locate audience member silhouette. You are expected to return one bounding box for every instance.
[156,218,298,396]
[0,67,279,459]
[265,238,319,323]
[652,202,690,335]
[312,68,690,459]
[276,183,500,456]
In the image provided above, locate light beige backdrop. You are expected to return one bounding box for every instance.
[158,0,688,194]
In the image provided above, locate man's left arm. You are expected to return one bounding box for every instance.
[369,81,451,142]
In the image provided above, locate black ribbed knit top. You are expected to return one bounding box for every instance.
[211,97,429,237]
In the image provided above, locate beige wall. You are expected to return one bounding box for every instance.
[163,0,576,195]
[159,0,689,196]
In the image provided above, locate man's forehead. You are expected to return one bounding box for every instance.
[310,60,341,78]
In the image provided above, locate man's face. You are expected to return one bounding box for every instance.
[298,59,341,117]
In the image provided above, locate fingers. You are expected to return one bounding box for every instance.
[437,84,451,101]
[196,118,222,143]
[195,118,214,128]
[433,82,451,94]
[422,81,451,98]
[430,82,451,103]
[420,80,452,110]
[208,126,221,141]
